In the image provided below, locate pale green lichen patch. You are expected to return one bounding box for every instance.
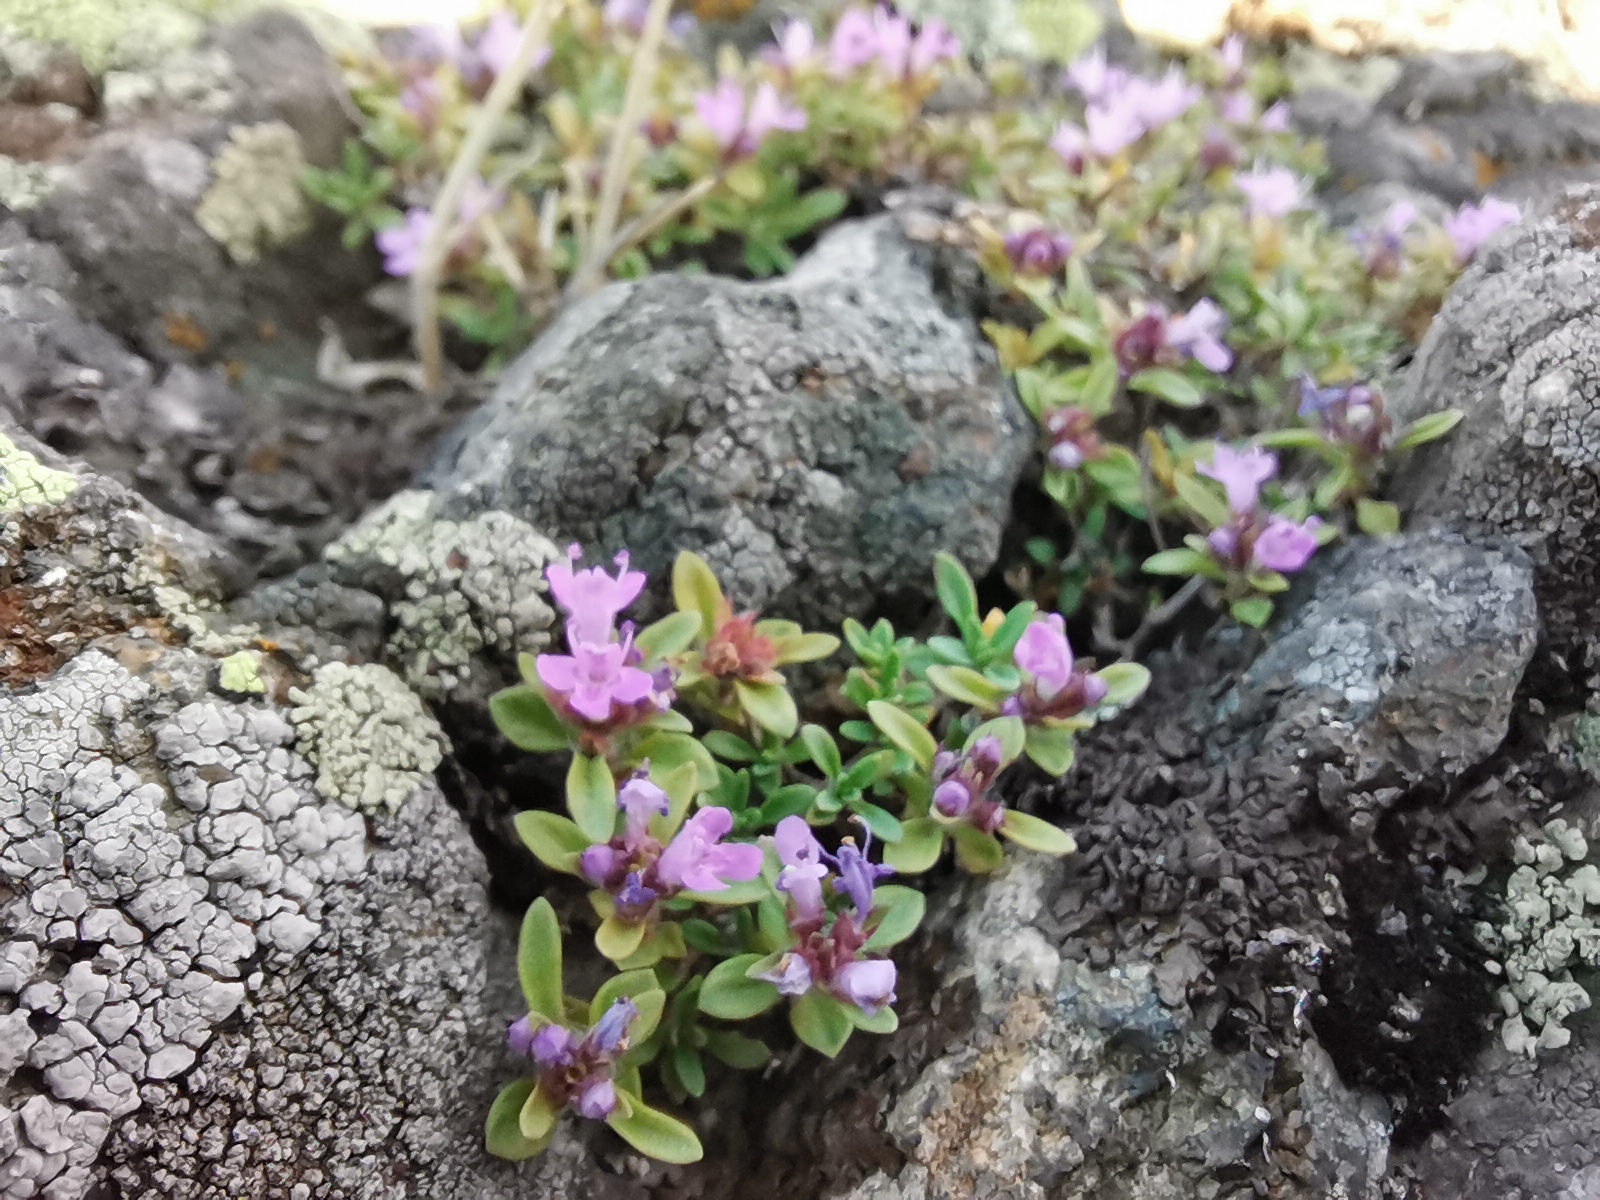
[0,433,78,511]
[195,122,314,264]
[0,0,227,73]
[288,661,447,813]
[1477,818,1600,1056]
[218,650,267,694]
[0,156,60,211]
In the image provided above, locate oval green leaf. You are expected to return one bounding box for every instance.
[926,664,1007,709]
[866,701,937,772]
[1023,722,1077,776]
[566,754,618,843]
[800,724,843,778]
[698,953,781,1019]
[517,897,563,1021]
[672,551,724,639]
[607,1096,704,1164]
[519,1080,562,1141]
[490,685,571,752]
[864,884,926,951]
[735,680,799,739]
[1092,662,1150,710]
[514,810,590,875]
[635,610,704,661]
[999,810,1078,855]
[882,817,944,874]
[949,824,1006,874]
[485,1078,549,1161]
[595,914,648,963]
[790,989,854,1058]
[966,716,1026,765]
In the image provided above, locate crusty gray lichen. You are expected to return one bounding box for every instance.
[288,661,448,814]
[321,489,561,699]
[194,121,312,264]
[1477,818,1600,1055]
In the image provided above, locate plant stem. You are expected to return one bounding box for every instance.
[412,0,558,394]
[563,174,719,305]
[574,0,675,297]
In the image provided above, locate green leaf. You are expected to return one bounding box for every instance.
[1245,569,1290,594]
[702,730,758,762]
[704,1029,771,1069]
[595,914,648,963]
[1230,596,1274,627]
[673,551,725,639]
[1080,353,1119,417]
[514,810,590,874]
[967,716,1026,764]
[926,664,1008,709]
[1355,497,1401,536]
[518,1081,562,1142]
[628,989,668,1044]
[517,898,563,1021]
[949,824,1006,873]
[1255,427,1329,450]
[1093,662,1150,709]
[635,611,704,660]
[1395,408,1464,450]
[1023,722,1077,776]
[800,725,843,778]
[649,761,701,842]
[490,685,571,752]
[838,749,897,793]
[864,884,926,950]
[682,918,737,956]
[591,970,668,1025]
[1313,460,1358,510]
[759,784,819,825]
[772,632,841,665]
[606,1097,704,1164]
[698,954,781,1019]
[847,799,904,844]
[999,810,1078,855]
[1084,445,1147,516]
[1129,368,1206,408]
[934,552,981,636]
[633,732,719,792]
[680,877,772,907]
[1173,471,1232,529]
[790,989,854,1057]
[846,1003,898,1034]
[882,817,944,874]
[566,754,618,843]
[672,1045,706,1097]
[866,701,937,772]
[485,1078,549,1160]
[1142,547,1214,577]
[735,680,799,739]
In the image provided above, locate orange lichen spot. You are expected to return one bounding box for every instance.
[164,312,208,353]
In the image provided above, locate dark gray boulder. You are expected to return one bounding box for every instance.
[424,212,1033,631]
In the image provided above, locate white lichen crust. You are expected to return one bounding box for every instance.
[1478,818,1600,1056]
[288,662,447,814]
[193,121,312,264]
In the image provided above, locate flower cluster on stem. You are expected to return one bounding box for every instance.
[507,997,638,1122]
[1199,445,1321,575]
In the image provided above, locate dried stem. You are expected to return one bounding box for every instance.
[562,174,719,305]
[574,0,675,298]
[412,0,558,394]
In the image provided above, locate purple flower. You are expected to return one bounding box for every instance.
[474,11,524,79]
[655,807,764,893]
[1014,613,1076,701]
[618,772,671,842]
[529,1021,576,1069]
[1085,98,1145,158]
[695,79,806,161]
[616,871,658,911]
[1166,299,1232,372]
[1219,34,1245,80]
[1050,121,1087,173]
[829,8,880,72]
[507,1015,536,1058]
[575,1077,617,1121]
[756,952,814,995]
[933,778,972,818]
[579,843,620,886]
[1207,524,1239,563]
[868,8,913,77]
[1445,197,1520,264]
[537,639,654,724]
[604,0,650,33]
[1259,101,1290,132]
[775,815,828,922]
[1199,127,1241,173]
[1252,515,1322,573]
[833,836,892,917]
[376,209,432,278]
[763,17,816,71]
[1124,67,1200,130]
[400,75,443,125]
[1218,89,1254,125]
[589,997,638,1056]
[834,959,897,1013]
[1198,444,1277,514]
[1235,165,1307,219]
[545,546,647,648]
[1003,228,1074,276]
[908,18,962,75]
[407,23,463,66]
[1065,45,1127,103]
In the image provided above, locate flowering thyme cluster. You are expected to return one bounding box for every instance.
[829,5,961,84]
[1052,46,1201,168]
[1114,299,1234,375]
[508,997,637,1122]
[1199,445,1321,575]
[695,79,807,163]
[1005,614,1109,724]
[931,736,1005,832]
[1298,376,1393,458]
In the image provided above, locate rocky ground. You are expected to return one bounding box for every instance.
[11,3,1600,1199]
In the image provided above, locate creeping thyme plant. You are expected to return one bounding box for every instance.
[305,0,1530,1163]
[484,545,1148,1161]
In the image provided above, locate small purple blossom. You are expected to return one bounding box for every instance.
[536,639,654,724]
[1166,299,1233,373]
[1219,34,1245,82]
[1050,121,1087,173]
[1198,444,1277,514]
[763,17,816,71]
[575,1077,617,1121]
[407,23,462,67]
[775,815,828,922]
[1065,45,1128,103]
[529,1021,575,1069]
[1235,165,1308,219]
[1124,67,1201,131]
[1015,613,1076,700]
[834,959,897,1013]
[1218,89,1254,125]
[507,1015,536,1058]
[618,771,671,841]
[376,208,432,278]
[933,778,972,818]
[1044,406,1102,470]
[654,807,764,893]
[604,0,650,33]
[1354,200,1418,277]
[1445,197,1520,264]
[1199,127,1240,173]
[1085,97,1145,158]
[473,11,524,80]
[1003,227,1074,276]
[1252,515,1323,573]
[829,7,880,72]
[579,844,620,886]
[589,997,638,1055]
[1259,100,1291,132]
[756,952,815,995]
[400,74,443,126]
[695,79,807,162]
[907,17,961,74]
[833,834,893,917]
[546,545,647,648]
[930,737,1007,832]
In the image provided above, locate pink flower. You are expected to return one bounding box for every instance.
[871,7,914,78]
[763,17,816,71]
[1219,89,1254,125]
[1219,34,1245,80]
[1198,444,1277,514]
[407,23,463,67]
[604,0,649,33]
[1050,121,1087,173]
[774,815,828,922]
[695,79,806,161]
[474,11,523,79]
[1252,515,1322,573]
[545,546,647,648]
[829,8,880,72]
[1445,197,1520,264]
[1065,45,1127,103]
[1003,228,1074,275]
[1123,67,1200,130]
[655,808,764,892]
[536,639,654,723]
[1014,613,1076,700]
[618,773,670,843]
[834,959,897,1013]
[1167,299,1233,373]
[1085,98,1145,158]
[908,17,961,74]
[1259,100,1291,132]
[1235,165,1308,219]
[376,209,433,278]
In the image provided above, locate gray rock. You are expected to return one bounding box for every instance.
[1391,185,1600,668]
[425,212,1033,632]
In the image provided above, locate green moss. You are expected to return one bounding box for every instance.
[195,122,314,264]
[0,433,78,512]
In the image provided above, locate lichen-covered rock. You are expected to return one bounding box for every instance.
[895,0,1106,61]
[194,120,313,264]
[1391,185,1600,672]
[423,212,1034,633]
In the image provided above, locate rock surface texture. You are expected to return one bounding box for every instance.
[1392,185,1600,676]
[424,213,1033,632]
